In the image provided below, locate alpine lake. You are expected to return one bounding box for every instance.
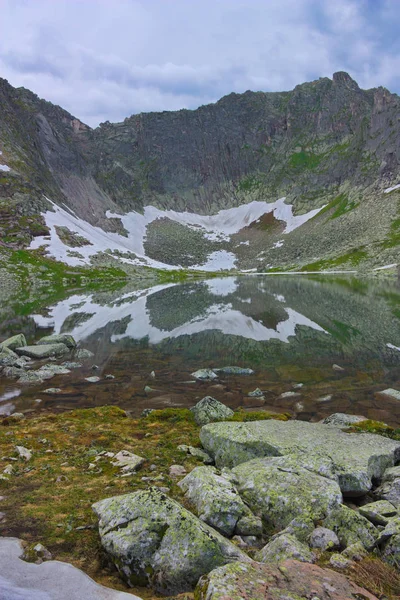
[1,273,400,427]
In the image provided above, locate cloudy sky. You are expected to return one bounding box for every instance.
[0,0,399,127]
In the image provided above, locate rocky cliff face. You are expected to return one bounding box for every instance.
[0,72,399,271]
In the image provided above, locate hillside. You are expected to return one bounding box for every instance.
[0,72,400,272]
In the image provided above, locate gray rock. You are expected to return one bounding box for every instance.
[248,387,264,397]
[323,504,378,550]
[111,451,145,475]
[381,533,400,567]
[359,500,397,525]
[275,517,314,543]
[256,533,316,564]
[310,527,340,551]
[177,444,213,464]
[378,388,400,401]
[191,396,234,426]
[62,362,82,369]
[18,364,71,384]
[0,346,19,367]
[85,376,100,383]
[329,553,351,569]
[376,516,400,545]
[15,446,32,461]
[382,465,400,483]
[376,475,400,507]
[231,456,342,531]
[342,542,368,561]
[0,536,138,600]
[43,388,62,394]
[1,334,27,351]
[92,488,249,595]
[200,419,400,496]
[37,334,77,349]
[179,466,261,537]
[191,368,218,380]
[75,348,94,359]
[322,413,366,427]
[333,364,345,371]
[214,366,254,375]
[16,344,69,359]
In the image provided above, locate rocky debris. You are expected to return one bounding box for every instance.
[85,376,100,383]
[279,390,300,398]
[256,533,316,564]
[378,388,400,401]
[0,537,138,600]
[1,334,27,350]
[111,451,145,475]
[273,517,314,543]
[200,419,400,495]
[191,396,234,426]
[75,348,94,359]
[105,374,115,380]
[169,464,187,477]
[179,466,261,537]
[330,553,352,569]
[322,413,367,427]
[15,446,32,461]
[18,364,71,384]
[376,516,400,544]
[379,520,400,567]
[195,559,379,600]
[248,388,264,397]
[191,368,218,381]
[177,444,213,464]
[323,504,378,550]
[15,343,69,359]
[359,499,397,525]
[231,456,342,531]
[31,543,53,564]
[375,469,400,507]
[213,366,254,375]
[62,361,82,369]
[92,488,249,595]
[309,527,340,550]
[36,334,77,349]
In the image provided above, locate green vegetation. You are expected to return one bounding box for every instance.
[288,150,322,170]
[315,193,359,221]
[300,247,368,271]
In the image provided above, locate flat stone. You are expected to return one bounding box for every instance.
[279,391,301,398]
[191,396,234,426]
[322,413,367,427]
[85,376,100,383]
[191,369,218,380]
[200,419,400,496]
[195,559,379,599]
[1,334,27,351]
[0,536,139,599]
[359,500,397,525]
[256,533,315,564]
[43,388,62,394]
[111,451,145,475]
[37,334,77,349]
[15,344,69,359]
[310,527,340,550]
[169,464,187,477]
[378,388,400,401]
[15,446,32,461]
[75,349,94,359]
[214,366,254,375]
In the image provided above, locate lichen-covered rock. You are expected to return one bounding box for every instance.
[381,533,400,567]
[92,488,249,595]
[231,456,342,531]
[15,344,69,359]
[177,444,213,464]
[359,500,397,525]
[0,345,19,367]
[255,533,315,564]
[375,475,400,507]
[36,334,77,349]
[310,527,340,551]
[75,348,94,359]
[214,366,254,375]
[191,397,234,426]
[330,553,351,569]
[376,516,400,544]
[179,466,261,537]
[322,413,366,427]
[191,369,218,381]
[195,559,379,599]
[323,504,378,550]
[111,451,145,475]
[275,517,314,543]
[1,334,27,351]
[200,419,400,496]
[342,542,368,561]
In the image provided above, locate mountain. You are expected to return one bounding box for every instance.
[0,72,399,273]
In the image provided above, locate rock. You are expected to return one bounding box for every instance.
[317,394,333,402]
[169,464,187,477]
[191,396,234,426]
[275,517,314,543]
[144,385,153,393]
[382,465,400,482]
[141,408,154,417]
[15,344,69,359]
[62,362,82,369]
[0,537,138,600]
[376,516,400,544]
[85,376,100,383]
[248,388,264,397]
[256,533,316,564]
[323,504,378,550]
[375,474,400,507]
[381,532,400,567]
[200,419,400,496]
[0,346,19,367]
[342,542,368,561]
[329,553,351,569]
[359,500,397,525]
[378,388,400,401]
[213,366,254,375]
[75,348,94,359]
[1,334,27,351]
[231,457,342,531]
[111,451,145,475]
[177,444,213,464]
[191,368,218,381]
[18,364,71,384]
[105,374,115,380]
[195,559,379,599]
[322,413,367,427]
[43,388,62,394]
[150,370,156,378]
[333,364,345,371]
[92,488,249,595]
[15,446,32,461]
[37,334,77,349]
[279,391,300,398]
[309,527,340,551]
[32,543,53,563]
[179,466,261,537]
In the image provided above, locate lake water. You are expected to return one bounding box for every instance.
[1,274,400,425]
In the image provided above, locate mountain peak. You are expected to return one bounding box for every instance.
[332,71,359,89]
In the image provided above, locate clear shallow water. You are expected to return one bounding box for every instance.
[1,275,400,425]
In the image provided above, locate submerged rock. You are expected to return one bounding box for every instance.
[16,344,69,359]
[200,418,400,496]
[213,366,254,375]
[191,396,234,426]
[256,533,316,564]
[1,334,27,351]
[92,488,249,595]
[0,346,19,367]
[179,466,261,537]
[195,559,379,599]
[36,334,77,349]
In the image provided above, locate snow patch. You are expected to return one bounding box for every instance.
[387,343,400,352]
[373,263,397,271]
[0,164,10,172]
[384,184,400,194]
[273,240,284,249]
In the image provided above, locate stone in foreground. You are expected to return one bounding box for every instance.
[15,343,69,359]
[191,396,234,426]
[214,366,254,375]
[1,334,27,351]
[255,533,315,564]
[200,418,400,496]
[323,504,378,550]
[309,527,340,550]
[195,559,379,600]
[179,466,261,537]
[378,388,400,401]
[92,488,249,595]
[0,536,139,600]
[359,500,397,525]
[36,334,77,348]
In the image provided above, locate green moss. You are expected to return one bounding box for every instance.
[300,248,368,271]
[288,150,321,170]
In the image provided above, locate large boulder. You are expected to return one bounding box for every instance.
[1,334,27,351]
[375,468,400,507]
[323,504,378,550]
[179,466,261,537]
[195,559,379,599]
[200,419,400,496]
[36,334,77,349]
[0,345,19,367]
[15,344,69,359]
[190,397,234,426]
[230,456,342,531]
[255,533,316,564]
[309,527,340,551]
[92,488,249,595]
[359,500,397,525]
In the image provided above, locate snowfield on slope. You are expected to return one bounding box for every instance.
[30,197,324,271]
